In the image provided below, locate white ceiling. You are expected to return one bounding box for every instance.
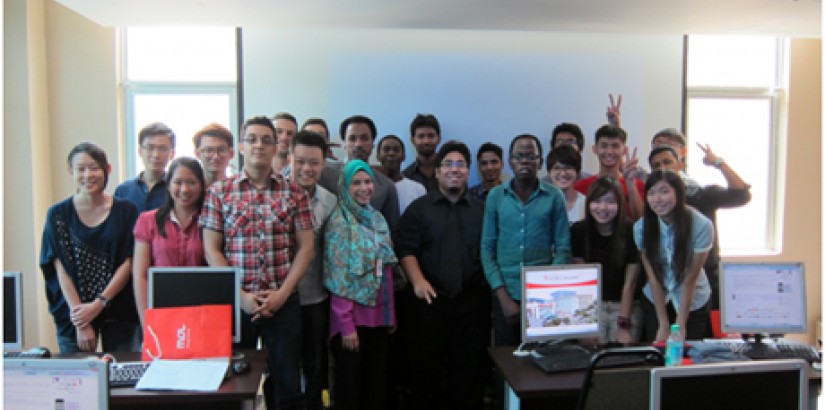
[56,0,821,36]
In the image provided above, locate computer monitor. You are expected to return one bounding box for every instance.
[649,359,808,410]
[521,264,601,343]
[148,267,242,343]
[719,261,807,336]
[4,271,24,350]
[4,358,109,410]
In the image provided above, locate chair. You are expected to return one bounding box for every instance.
[575,347,665,410]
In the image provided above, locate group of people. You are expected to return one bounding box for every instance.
[38,95,751,410]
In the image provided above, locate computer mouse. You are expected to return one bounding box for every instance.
[232,359,250,375]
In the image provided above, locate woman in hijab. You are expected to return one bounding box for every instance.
[324,160,397,410]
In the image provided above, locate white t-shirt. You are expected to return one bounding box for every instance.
[568,191,586,224]
[395,178,426,214]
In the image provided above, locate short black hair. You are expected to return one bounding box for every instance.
[476,142,503,161]
[550,122,585,149]
[546,145,582,174]
[301,117,329,138]
[241,116,275,136]
[138,122,175,146]
[410,114,441,137]
[377,134,405,154]
[508,133,544,160]
[291,130,329,155]
[435,140,472,168]
[648,145,680,166]
[339,115,377,142]
[272,112,298,127]
[594,125,627,144]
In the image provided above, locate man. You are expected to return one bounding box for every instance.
[115,122,175,212]
[468,142,506,201]
[648,144,751,311]
[396,141,491,410]
[301,117,339,161]
[201,116,314,410]
[402,113,441,192]
[289,131,337,410]
[481,134,571,346]
[193,122,235,186]
[318,115,401,230]
[574,125,645,220]
[541,122,593,183]
[376,134,426,213]
[272,112,298,176]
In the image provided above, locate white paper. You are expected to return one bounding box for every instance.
[135,358,229,392]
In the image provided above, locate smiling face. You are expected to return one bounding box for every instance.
[196,135,234,175]
[509,137,542,182]
[548,162,579,191]
[592,136,626,169]
[169,164,203,210]
[273,118,297,157]
[646,180,677,221]
[589,190,619,225]
[345,123,374,162]
[478,151,503,184]
[377,138,405,172]
[437,151,469,195]
[290,143,325,190]
[240,124,277,170]
[649,150,681,173]
[348,170,374,206]
[70,152,108,195]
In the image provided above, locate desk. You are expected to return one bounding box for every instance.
[108,349,266,410]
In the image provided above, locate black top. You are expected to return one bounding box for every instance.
[686,185,751,277]
[395,189,487,298]
[402,161,439,193]
[570,220,640,302]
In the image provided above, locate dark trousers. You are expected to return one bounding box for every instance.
[300,300,329,410]
[330,326,389,410]
[640,296,710,341]
[407,284,491,410]
[491,293,521,347]
[239,292,304,410]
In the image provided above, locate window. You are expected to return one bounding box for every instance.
[122,27,239,177]
[685,36,787,254]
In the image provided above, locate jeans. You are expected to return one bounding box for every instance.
[301,299,329,410]
[57,320,141,353]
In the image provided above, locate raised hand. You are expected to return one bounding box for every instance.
[696,142,718,167]
[607,94,623,127]
[622,147,640,179]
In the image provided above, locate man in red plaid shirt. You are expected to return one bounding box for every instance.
[201,116,314,410]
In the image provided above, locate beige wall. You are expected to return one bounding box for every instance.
[3,1,821,348]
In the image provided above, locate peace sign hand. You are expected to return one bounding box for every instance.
[696,142,718,167]
[622,147,640,179]
[607,93,623,127]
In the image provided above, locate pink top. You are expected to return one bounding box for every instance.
[329,265,395,338]
[133,209,206,267]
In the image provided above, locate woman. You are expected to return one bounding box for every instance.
[133,157,207,326]
[40,142,140,353]
[633,170,714,341]
[546,145,586,224]
[571,177,641,343]
[323,160,397,410]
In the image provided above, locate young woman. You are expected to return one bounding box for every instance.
[571,177,642,343]
[133,157,207,326]
[546,145,586,224]
[323,160,397,410]
[633,170,714,341]
[40,142,140,353]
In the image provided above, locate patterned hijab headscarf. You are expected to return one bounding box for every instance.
[323,160,397,306]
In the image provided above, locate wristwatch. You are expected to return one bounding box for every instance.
[97,294,110,308]
[712,156,725,169]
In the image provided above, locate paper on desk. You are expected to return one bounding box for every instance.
[135,358,229,391]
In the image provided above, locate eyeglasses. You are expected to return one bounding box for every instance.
[198,147,231,156]
[511,153,541,162]
[241,135,276,146]
[556,139,578,147]
[440,160,467,169]
[141,144,172,153]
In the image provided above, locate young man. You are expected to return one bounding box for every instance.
[301,117,338,161]
[468,142,506,201]
[574,125,645,220]
[648,145,751,311]
[193,122,235,186]
[402,113,441,192]
[272,112,298,176]
[376,134,425,213]
[201,116,314,410]
[396,141,491,409]
[289,131,337,410]
[481,134,571,346]
[542,122,593,183]
[115,122,175,212]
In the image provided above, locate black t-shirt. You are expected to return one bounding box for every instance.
[570,221,640,302]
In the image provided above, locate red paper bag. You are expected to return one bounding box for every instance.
[142,305,232,361]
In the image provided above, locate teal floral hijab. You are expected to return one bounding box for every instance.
[323,160,397,306]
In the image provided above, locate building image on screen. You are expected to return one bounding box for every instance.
[521,264,601,343]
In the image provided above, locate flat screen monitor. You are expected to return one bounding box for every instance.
[649,359,808,410]
[4,358,109,410]
[521,264,601,343]
[4,271,23,350]
[148,266,242,343]
[719,261,807,335]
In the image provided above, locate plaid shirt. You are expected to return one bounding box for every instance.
[200,171,314,292]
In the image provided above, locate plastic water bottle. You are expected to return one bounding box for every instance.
[665,323,684,366]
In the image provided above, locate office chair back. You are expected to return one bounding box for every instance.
[575,347,665,410]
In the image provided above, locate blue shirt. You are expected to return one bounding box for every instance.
[114,173,168,213]
[481,180,571,300]
[633,207,713,311]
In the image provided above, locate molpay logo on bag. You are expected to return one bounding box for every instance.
[176,323,190,349]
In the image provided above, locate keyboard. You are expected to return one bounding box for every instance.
[704,340,820,363]
[530,346,646,374]
[109,361,152,387]
[3,347,51,359]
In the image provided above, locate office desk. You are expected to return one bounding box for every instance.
[108,349,266,410]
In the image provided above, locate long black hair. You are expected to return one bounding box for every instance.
[155,157,206,238]
[643,170,692,285]
[67,142,111,189]
[583,176,628,267]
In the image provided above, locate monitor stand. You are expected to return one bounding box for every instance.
[739,333,783,355]
[532,340,589,357]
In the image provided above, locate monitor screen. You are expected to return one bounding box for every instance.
[521,264,601,343]
[148,267,242,343]
[719,261,807,335]
[4,358,109,410]
[649,359,808,410]
[4,271,23,350]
